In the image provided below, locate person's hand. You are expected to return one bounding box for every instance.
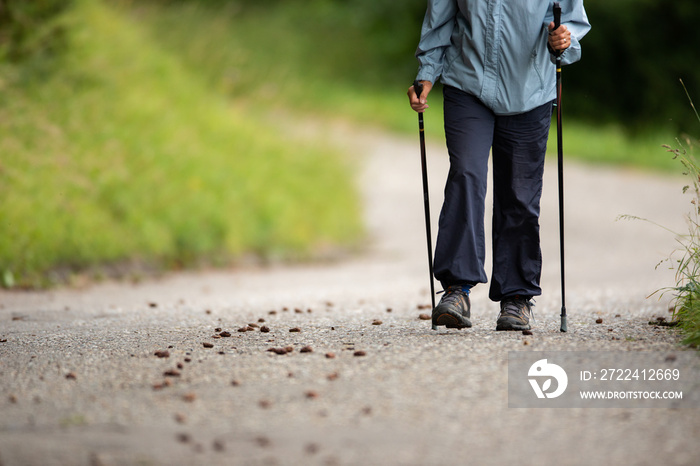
[548,22,571,52]
[408,81,433,113]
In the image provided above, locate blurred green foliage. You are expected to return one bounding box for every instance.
[0,0,74,63]
[568,0,700,133]
[145,0,425,86]
[0,0,362,287]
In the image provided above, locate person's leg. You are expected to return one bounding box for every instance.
[434,86,494,291]
[489,101,553,303]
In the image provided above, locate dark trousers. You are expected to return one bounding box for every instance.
[434,85,552,302]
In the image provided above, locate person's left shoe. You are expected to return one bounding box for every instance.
[496,296,533,331]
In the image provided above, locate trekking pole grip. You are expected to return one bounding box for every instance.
[413,80,424,102]
[553,2,561,29]
[553,2,562,59]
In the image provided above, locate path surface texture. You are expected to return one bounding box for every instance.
[1,125,699,466]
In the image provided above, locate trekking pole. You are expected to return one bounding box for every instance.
[413,80,437,330]
[553,3,567,333]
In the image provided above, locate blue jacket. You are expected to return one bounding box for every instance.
[415,0,591,115]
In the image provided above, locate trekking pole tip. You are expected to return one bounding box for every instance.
[560,314,568,333]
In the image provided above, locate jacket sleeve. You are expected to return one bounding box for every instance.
[415,0,459,84]
[549,0,591,65]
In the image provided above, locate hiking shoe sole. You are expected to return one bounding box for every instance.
[496,317,531,331]
[433,310,472,329]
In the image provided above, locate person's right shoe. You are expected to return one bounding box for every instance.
[432,285,472,329]
[496,296,533,331]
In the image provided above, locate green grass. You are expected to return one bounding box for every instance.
[660,93,700,348]
[0,0,362,287]
[642,141,700,348]
[549,121,683,172]
[621,87,700,348]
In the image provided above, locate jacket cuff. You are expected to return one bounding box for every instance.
[549,36,581,65]
[416,67,439,85]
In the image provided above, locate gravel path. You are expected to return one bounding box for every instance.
[1,123,699,465]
